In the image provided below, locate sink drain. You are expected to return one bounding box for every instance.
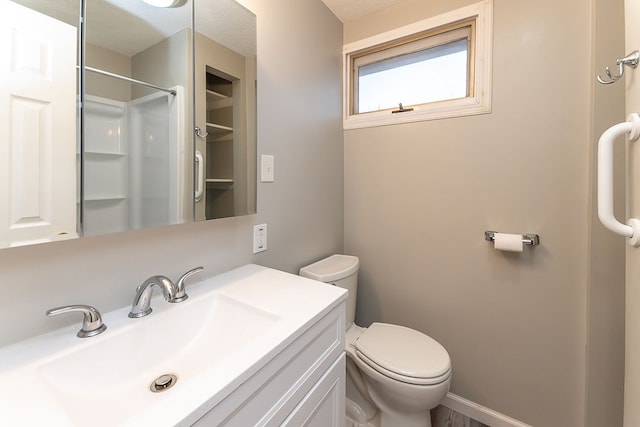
[150,373,178,393]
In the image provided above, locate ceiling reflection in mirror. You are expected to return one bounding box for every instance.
[1,0,257,248]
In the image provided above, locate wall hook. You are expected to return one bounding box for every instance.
[597,50,640,85]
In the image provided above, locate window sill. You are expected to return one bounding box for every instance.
[343,96,491,130]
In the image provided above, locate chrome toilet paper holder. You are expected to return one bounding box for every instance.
[484,231,540,246]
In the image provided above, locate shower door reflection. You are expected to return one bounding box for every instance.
[82,1,192,236]
[83,89,184,236]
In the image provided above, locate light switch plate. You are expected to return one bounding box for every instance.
[261,155,274,182]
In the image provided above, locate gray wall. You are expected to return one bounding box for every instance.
[0,0,344,347]
[344,0,624,426]
[85,43,132,101]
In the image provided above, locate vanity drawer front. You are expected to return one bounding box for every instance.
[193,303,345,426]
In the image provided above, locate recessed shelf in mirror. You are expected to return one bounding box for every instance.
[207,179,234,183]
[206,123,234,133]
[85,151,127,157]
[85,196,127,202]
[206,88,229,98]
[196,38,255,221]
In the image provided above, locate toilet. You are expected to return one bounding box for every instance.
[300,255,451,427]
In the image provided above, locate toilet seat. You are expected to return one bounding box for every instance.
[354,323,451,386]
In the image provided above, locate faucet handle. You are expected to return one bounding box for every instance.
[46,305,107,338]
[172,266,204,303]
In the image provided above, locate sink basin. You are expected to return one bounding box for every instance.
[0,264,347,426]
[39,294,277,425]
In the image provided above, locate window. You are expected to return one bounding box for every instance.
[343,0,492,129]
[353,24,472,114]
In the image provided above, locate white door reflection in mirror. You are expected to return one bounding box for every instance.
[0,1,77,247]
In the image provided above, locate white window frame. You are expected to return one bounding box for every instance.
[343,0,493,130]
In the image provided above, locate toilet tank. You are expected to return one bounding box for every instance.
[299,255,359,330]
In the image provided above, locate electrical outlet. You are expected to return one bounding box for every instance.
[253,224,267,253]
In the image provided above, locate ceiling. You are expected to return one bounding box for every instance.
[14,0,255,58]
[320,0,407,22]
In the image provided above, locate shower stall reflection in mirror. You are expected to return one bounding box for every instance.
[82,87,185,237]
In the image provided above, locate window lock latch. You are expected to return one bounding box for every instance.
[391,103,414,114]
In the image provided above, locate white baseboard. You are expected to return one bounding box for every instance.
[441,393,532,427]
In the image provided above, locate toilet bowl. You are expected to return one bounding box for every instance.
[300,255,452,427]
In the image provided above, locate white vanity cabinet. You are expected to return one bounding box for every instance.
[189,302,346,427]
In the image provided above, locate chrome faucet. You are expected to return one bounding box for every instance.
[171,266,204,303]
[128,275,177,318]
[46,305,107,338]
[128,267,203,318]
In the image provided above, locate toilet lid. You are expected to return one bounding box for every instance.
[355,323,451,383]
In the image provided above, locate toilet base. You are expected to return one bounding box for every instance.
[345,399,434,427]
[358,352,449,427]
[346,355,379,426]
[346,398,380,427]
[345,355,437,427]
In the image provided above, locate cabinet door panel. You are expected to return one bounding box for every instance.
[282,353,346,427]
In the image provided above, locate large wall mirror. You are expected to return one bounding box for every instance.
[0,0,256,248]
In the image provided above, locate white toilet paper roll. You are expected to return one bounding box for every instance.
[493,233,523,252]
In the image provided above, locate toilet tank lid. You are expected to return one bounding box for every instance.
[299,254,359,283]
